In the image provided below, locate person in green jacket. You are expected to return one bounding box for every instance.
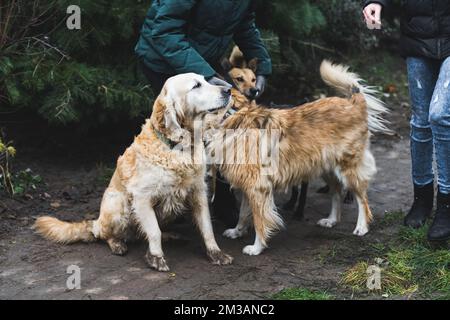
[135,0,272,226]
[135,0,272,98]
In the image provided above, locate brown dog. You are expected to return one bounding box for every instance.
[221,46,259,100]
[207,61,390,256]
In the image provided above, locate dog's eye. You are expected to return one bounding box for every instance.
[192,82,202,90]
[252,78,256,83]
[236,77,244,82]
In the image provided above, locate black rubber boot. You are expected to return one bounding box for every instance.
[427,191,450,242]
[404,183,434,228]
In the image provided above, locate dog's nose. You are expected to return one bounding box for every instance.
[222,87,232,96]
[249,88,259,98]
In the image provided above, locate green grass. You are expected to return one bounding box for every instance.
[379,210,404,226]
[0,168,43,196]
[272,288,333,300]
[317,244,339,264]
[341,220,450,299]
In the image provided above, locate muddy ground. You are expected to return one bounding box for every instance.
[0,73,416,300]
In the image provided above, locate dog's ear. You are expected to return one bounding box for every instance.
[152,89,185,142]
[221,58,233,73]
[229,46,246,68]
[248,58,258,73]
[152,94,167,131]
[163,96,182,133]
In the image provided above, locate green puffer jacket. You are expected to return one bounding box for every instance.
[135,0,272,78]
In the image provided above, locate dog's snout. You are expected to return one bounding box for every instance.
[222,87,232,96]
[249,88,259,98]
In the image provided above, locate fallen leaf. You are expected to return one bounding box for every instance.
[50,202,61,208]
[384,84,397,93]
[24,194,33,200]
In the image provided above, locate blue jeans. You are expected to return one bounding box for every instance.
[407,57,450,194]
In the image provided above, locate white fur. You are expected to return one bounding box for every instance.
[320,60,393,135]
[317,191,342,228]
[34,73,234,272]
[223,193,252,239]
[353,196,369,236]
[243,233,266,256]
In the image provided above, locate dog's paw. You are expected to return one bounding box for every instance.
[207,250,234,265]
[242,245,264,256]
[107,239,128,256]
[353,225,369,236]
[223,228,246,239]
[317,218,337,228]
[145,251,170,272]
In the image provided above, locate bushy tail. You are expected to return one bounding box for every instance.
[320,60,393,135]
[33,216,96,244]
[252,193,285,246]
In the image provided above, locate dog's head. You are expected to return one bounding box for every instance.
[221,46,258,100]
[151,73,232,142]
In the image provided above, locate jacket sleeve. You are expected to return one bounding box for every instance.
[233,8,272,76]
[363,0,391,10]
[147,0,216,77]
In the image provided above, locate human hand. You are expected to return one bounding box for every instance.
[363,3,383,30]
[255,75,266,99]
[207,76,232,89]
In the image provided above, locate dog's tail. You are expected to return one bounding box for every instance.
[252,192,285,246]
[33,216,96,244]
[320,60,392,135]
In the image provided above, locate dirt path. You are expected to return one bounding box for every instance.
[0,130,413,299]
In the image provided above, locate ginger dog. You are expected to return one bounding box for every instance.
[207,61,390,256]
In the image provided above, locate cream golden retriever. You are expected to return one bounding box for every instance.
[34,73,234,272]
[206,61,391,256]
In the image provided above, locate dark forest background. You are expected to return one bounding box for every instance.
[0,0,401,130]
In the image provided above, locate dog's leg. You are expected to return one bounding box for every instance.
[353,192,372,236]
[192,185,233,266]
[348,149,376,236]
[243,232,266,256]
[243,188,282,256]
[283,186,299,211]
[132,196,169,272]
[317,174,342,228]
[317,192,342,228]
[344,191,355,204]
[223,193,252,239]
[338,159,375,235]
[94,187,129,255]
[294,182,309,220]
